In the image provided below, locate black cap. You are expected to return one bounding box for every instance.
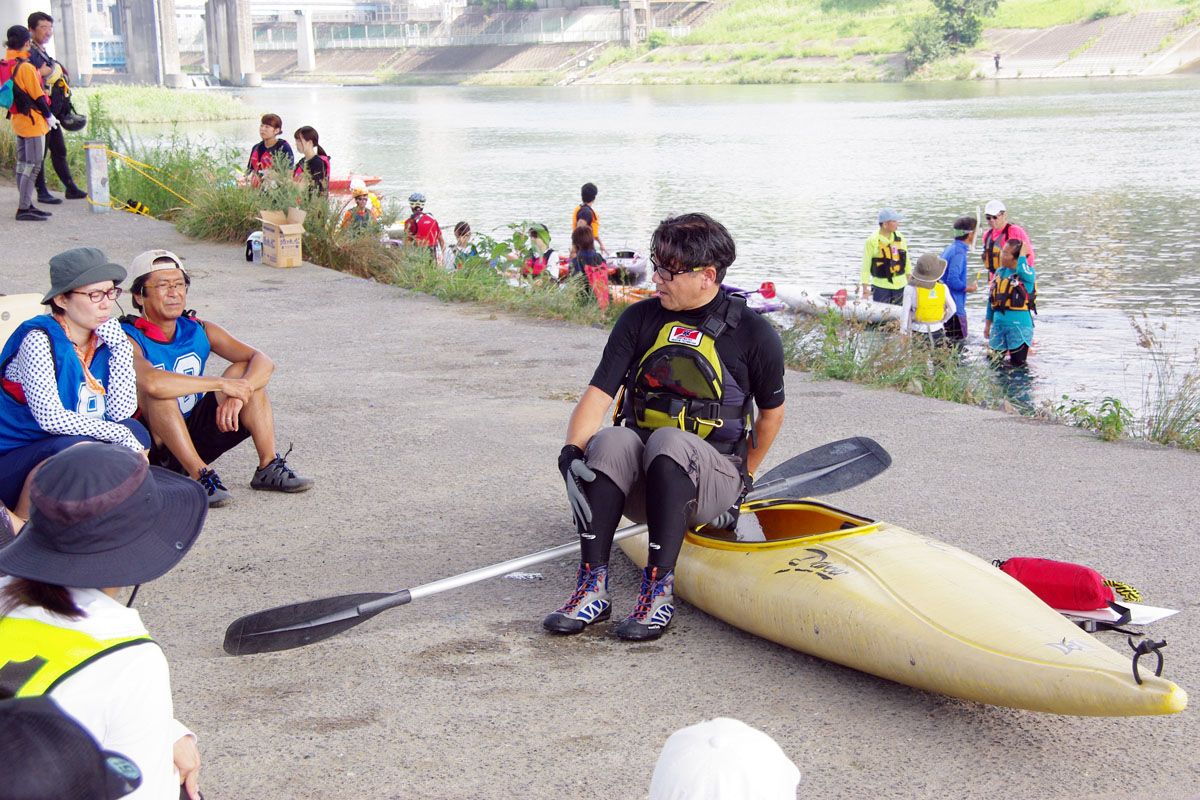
[0,695,143,800]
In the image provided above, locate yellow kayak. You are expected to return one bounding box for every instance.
[618,499,1186,717]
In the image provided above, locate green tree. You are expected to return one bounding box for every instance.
[905,0,999,71]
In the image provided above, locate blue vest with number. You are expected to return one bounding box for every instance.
[121,315,210,419]
[0,316,112,451]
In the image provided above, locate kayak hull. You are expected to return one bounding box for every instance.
[778,288,902,324]
[618,500,1186,717]
[328,175,382,194]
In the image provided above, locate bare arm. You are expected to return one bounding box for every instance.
[747,403,785,477]
[127,336,252,403]
[204,321,274,391]
[565,386,615,450]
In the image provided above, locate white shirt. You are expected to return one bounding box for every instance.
[3,581,192,799]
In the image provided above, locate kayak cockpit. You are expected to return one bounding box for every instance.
[693,499,876,545]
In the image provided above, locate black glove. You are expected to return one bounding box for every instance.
[559,444,595,532]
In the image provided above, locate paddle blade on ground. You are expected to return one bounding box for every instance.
[223,592,396,656]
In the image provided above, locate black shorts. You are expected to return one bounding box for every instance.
[149,391,252,474]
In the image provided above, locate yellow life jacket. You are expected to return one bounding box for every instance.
[988,269,1036,314]
[913,283,947,324]
[0,616,153,698]
[618,295,752,456]
[869,231,907,281]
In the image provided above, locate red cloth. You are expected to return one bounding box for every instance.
[999,557,1114,610]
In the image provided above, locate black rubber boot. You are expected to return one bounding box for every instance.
[51,150,87,199]
[35,167,62,205]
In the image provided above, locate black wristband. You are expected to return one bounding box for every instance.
[558,444,585,479]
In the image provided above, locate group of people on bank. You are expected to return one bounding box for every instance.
[5,13,89,222]
[0,244,318,797]
[862,200,1037,365]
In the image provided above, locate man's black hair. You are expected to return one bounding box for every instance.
[7,25,31,49]
[27,12,53,31]
[650,212,736,283]
[131,263,191,312]
[1004,238,1023,257]
[953,215,977,241]
[581,182,597,203]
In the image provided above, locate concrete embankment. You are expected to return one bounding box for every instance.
[3,187,1198,799]
[207,7,1200,85]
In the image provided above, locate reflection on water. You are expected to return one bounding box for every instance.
[992,363,1038,414]
[154,77,1200,410]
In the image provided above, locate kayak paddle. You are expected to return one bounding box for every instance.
[223,436,890,656]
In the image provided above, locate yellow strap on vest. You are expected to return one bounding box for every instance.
[914,283,946,323]
[0,617,152,697]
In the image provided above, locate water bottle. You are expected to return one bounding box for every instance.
[251,239,262,263]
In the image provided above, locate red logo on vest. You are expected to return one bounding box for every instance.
[667,326,704,346]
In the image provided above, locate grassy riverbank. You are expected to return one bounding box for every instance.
[73,85,253,123]
[4,106,1196,450]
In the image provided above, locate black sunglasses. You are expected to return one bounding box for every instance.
[985,214,1002,221]
[650,252,706,282]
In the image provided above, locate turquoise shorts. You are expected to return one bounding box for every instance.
[989,320,1033,352]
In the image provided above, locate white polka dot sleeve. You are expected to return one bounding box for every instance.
[95,318,138,422]
[7,328,145,451]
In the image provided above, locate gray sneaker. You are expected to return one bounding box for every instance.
[197,468,233,508]
[543,563,611,634]
[250,446,314,493]
[615,566,675,641]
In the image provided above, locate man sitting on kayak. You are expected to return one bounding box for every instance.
[544,212,786,641]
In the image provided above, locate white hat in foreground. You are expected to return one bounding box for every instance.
[649,717,801,800]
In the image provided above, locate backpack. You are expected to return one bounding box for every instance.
[0,57,36,118]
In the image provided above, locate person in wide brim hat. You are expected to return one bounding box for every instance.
[0,247,150,523]
[0,443,207,799]
[910,252,948,289]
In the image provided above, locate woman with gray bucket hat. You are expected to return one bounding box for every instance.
[0,442,208,799]
[0,247,149,523]
[899,252,958,347]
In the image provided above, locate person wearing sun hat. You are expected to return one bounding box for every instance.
[649,717,801,800]
[0,247,148,523]
[0,694,143,800]
[861,207,910,305]
[0,442,207,800]
[899,253,958,347]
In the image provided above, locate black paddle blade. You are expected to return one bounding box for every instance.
[748,436,890,502]
[223,591,399,656]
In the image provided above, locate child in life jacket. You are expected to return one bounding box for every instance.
[900,253,957,346]
[569,225,608,303]
[443,221,479,270]
[340,179,380,232]
[984,238,1036,367]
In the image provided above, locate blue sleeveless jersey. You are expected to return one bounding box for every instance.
[0,316,113,452]
[121,315,210,418]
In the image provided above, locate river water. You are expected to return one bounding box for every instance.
[182,78,1200,412]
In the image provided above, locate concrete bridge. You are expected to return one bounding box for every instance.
[1,0,259,85]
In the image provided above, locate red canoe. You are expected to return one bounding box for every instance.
[328,175,382,193]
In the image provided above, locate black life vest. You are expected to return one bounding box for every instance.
[989,268,1037,314]
[617,295,754,457]
[869,232,907,280]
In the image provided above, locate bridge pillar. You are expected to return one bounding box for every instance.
[48,0,92,86]
[203,0,258,85]
[295,9,315,72]
[117,0,183,86]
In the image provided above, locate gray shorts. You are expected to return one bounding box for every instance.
[584,426,744,527]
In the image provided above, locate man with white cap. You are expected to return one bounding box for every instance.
[121,248,313,507]
[860,207,910,305]
[981,199,1035,281]
[649,717,801,800]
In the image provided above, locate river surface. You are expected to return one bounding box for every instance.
[173,78,1200,412]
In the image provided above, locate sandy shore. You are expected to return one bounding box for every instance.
[2,187,1198,799]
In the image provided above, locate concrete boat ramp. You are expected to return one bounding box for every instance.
[2,189,1198,799]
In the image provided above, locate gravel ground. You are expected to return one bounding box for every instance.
[3,188,1198,800]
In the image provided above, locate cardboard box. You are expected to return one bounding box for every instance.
[257,208,307,268]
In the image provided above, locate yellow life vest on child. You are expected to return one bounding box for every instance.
[0,617,154,697]
[913,283,947,324]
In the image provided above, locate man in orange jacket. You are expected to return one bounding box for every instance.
[4,25,55,221]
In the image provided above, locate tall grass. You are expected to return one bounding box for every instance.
[985,0,1188,28]
[781,311,1008,406]
[72,85,252,124]
[1132,316,1200,448]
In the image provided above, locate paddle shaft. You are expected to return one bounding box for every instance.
[349,455,849,617]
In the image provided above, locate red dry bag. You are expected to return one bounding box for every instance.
[998,557,1114,611]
